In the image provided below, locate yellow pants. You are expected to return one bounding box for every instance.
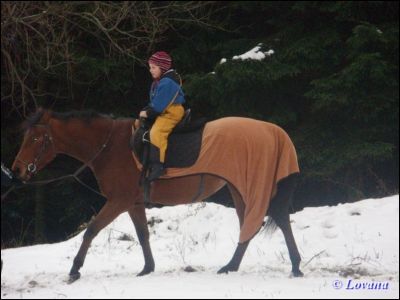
[150,104,184,163]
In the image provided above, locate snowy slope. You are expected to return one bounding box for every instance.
[1,195,399,299]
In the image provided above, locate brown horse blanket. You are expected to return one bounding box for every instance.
[132,117,299,243]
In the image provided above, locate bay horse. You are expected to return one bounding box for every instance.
[11,108,303,282]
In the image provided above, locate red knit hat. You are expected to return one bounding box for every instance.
[148,51,172,73]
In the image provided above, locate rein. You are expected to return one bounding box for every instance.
[2,119,116,201]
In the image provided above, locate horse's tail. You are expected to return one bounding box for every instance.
[261,173,299,235]
[261,217,278,235]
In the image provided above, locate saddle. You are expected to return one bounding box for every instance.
[130,109,206,206]
[130,109,206,170]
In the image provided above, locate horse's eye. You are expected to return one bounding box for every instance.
[32,137,39,142]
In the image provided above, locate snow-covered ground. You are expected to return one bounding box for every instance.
[1,195,399,299]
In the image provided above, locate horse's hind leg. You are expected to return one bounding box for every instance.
[217,240,250,274]
[268,175,303,277]
[217,184,249,274]
[69,201,125,283]
[128,204,155,276]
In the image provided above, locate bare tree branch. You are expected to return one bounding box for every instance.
[1,1,228,116]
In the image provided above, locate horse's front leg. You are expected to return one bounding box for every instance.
[69,201,125,283]
[128,203,155,276]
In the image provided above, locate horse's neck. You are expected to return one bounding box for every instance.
[51,118,112,163]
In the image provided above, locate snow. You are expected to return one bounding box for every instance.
[1,195,399,299]
[220,44,274,64]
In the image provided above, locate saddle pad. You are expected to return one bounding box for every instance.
[161,117,300,243]
[165,125,205,168]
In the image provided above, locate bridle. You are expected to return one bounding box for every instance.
[15,124,56,176]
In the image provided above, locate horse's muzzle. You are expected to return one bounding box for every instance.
[11,161,32,182]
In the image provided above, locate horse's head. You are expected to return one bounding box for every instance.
[12,108,57,182]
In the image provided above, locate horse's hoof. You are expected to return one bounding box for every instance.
[217,265,236,274]
[68,272,81,284]
[137,267,154,277]
[291,269,304,277]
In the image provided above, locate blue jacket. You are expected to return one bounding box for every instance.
[149,70,185,114]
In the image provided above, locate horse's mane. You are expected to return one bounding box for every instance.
[51,110,110,122]
[22,109,112,131]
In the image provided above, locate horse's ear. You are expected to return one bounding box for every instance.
[38,107,51,123]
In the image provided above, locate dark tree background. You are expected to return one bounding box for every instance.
[1,1,398,247]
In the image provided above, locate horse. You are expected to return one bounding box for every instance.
[11,108,304,282]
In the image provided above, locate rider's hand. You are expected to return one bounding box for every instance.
[139,110,148,118]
